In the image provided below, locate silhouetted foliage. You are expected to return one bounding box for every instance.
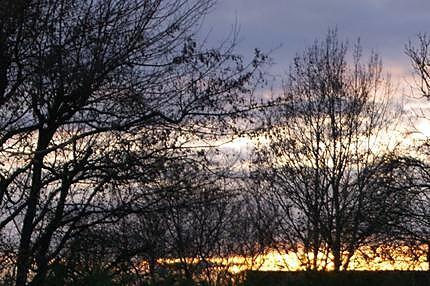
[0,0,266,285]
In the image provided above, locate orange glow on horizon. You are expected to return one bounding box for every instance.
[155,245,429,274]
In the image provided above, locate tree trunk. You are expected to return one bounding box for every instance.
[333,184,341,271]
[15,129,53,286]
[15,155,44,286]
[333,243,341,271]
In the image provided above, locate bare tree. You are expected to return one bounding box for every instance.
[0,0,266,285]
[253,30,401,271]
[224,188,277,272]
[404,33,430,271]
[406,34,430,98]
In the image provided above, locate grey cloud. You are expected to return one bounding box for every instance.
[201,0,430,75]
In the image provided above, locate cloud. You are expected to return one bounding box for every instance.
[201,0,429,75]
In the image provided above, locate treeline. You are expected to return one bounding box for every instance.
[0,1,429,286]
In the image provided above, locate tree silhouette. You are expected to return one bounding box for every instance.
[403,34,430,271]
[253,31,402,271]
[0,0,266,284]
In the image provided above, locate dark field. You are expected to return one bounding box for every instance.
[243,271,430,286]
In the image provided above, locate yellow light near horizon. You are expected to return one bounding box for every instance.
[257,250,302,271]
[156,245,429,274]
[253,246,429,272]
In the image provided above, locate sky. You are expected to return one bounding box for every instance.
[200,0,430,139]
[202,0,430,80]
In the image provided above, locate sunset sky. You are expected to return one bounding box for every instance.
[201,0,430,142]
[203,1,430,271]
[203,0,429,81]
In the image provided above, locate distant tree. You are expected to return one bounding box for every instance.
[100,151,243,285]
[0,0,266,285]
[224,187,277,272]
[148,156,233,284]
[253,31,402,271]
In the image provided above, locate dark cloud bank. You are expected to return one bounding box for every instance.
[201,0,430,76]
